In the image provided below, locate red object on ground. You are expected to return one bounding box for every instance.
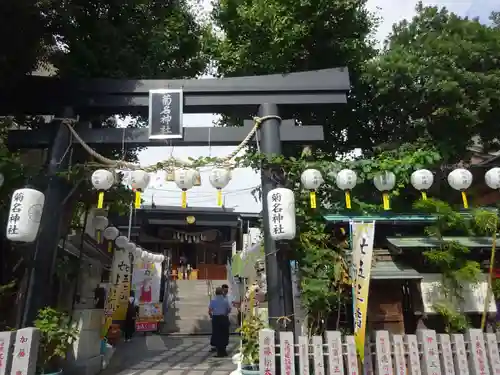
[135,321,158,332]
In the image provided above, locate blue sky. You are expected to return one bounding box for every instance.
[138,0,497,213]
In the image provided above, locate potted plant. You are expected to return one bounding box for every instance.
[34,307,80,375]
[237,291,266,375]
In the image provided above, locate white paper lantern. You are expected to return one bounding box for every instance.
[103,226,119,240]
[447,168,473,191]
[134,247,143,257]
[93,216,109,231]
[485,167,500,189]
[336,169,357,190]
[411,169,434,191]
[209,168,232,189]
[115,235,128,248]
[301,169,324,190]
[373,171,396,192]
[124,242,136,253]
[141,250,148,260]
[130,170,150,191]
[266,188,296,240]
[159,255,165,262]
[91,169,114,191]
[6,188,45,242]
[174,168,196,190]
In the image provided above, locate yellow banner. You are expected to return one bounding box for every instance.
[351,221,375,362]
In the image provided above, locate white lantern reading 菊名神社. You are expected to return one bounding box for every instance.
[103,226,119,253]
[373,171,396,210]
[130,170,150,209]
[447,168,473,208]
[209,167,232,206]
[92,215,109,244]
[485,167,500,190]
[410,169,434,200]
[266,188,296,240]
[174,169,196,208]
[301,169,324,209]
[91,169,114,209]
[335,169,357,209]
[6,188,45,243]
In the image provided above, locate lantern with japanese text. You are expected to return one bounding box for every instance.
[130,170,150,209]
[115,235,129,249]
[174,168,196,208]
[209,167,232,206]
[373,171,396,210]
[335,169,357,209]
[266,188,296,240]
[92,215,108,244]
[411,169,434,200]
[485,167,500,190]
[301,169,323,208]
[6,188,45,242]
[448,168,473,208]
[91,169,114,209]
[103,226,119,253]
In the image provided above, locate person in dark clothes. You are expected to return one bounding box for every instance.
[124,291,138,342]
[209,287,231,357]
[210,284,231,352]
[94,284,106,309]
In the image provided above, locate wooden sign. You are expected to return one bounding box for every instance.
[451,334,469,375]
[392,334,406,375]
[10,328,40,375]
[345,336,359,375]
[279,331,295,375]
[298,335,309,375]
[312,335,325,375]
[325,331,344,375]
[485,333,500,375]
[148,89,183,139]
[406,334,422,375]
[467,329,490,375]
[0,331,14,375]
[418,329,442,375]
[259,329,276,375]
[438,334,455,375]
[375,331,393,375]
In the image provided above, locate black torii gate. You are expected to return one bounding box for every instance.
[5,68,350,330]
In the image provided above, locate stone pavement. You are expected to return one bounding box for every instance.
[102,335,240,375]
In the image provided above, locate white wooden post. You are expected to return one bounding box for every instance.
[451,334,469,375]
[298,335,309,375]
[392,334,406,375]
[406,334,422,375]
[10,328,40,375]
[485,333,500,375]
[418,329,442,375]
[467,329,490,375]
[325,331,344,375]
[363,341,374,375]
[312,335,325,375]
[345,336,359,375]
[439,334,456,375]
[374,330,393,375]
[0,331,14,375]
[279,331,296,375]
[259,329,276,375]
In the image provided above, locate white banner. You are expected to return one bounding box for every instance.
[132,259,162,304]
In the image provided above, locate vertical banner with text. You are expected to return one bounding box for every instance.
[351,221,375,362]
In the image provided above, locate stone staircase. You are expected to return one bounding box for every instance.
[161,279,239,334]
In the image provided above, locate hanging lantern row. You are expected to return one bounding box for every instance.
[107,228,165,263]
[91,167,231,209]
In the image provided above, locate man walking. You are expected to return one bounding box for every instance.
[209,287,231,357]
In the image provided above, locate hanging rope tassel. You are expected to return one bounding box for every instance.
[97,191,104,209]
[310,191,317,208]
[107,241,113,253]
[217,189,223,207]
[382,192,390,210]
[421,191,427,200]
[461,191,469,208]
[181,190,187,208]
[345,190,352,209]
[134,190,142,209]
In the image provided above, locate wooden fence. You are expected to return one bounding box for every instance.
[0,328,40,375]
[258,328,500,375]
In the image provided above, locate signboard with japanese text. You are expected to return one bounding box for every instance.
[135,321,158,332]
[10,328,40,375]
[418,329,442,375]
[406,334,422,375]
[279,332,295,375]
[374,330,393,375]
[266,188,296,241]
[111,248,132,321]
[132,257,163,323]
[298,335,310,375]
[438,334,456,375]
[352,221,375,361]
[485,333,500,375]
[363,341,374,375]
[312,335,325,375]
[467,329,490,375]
[345,336,359,375]
[325,331,344,375]
[0,331,13,375]
[393,335,406,375]
[148,89,183,140]
[259,329,276,375]
[451,334,469,375]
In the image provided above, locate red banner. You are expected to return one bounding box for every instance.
[135,321,158,332]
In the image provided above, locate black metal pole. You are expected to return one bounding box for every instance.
[22,117,72,327]
[259,103,292,331]
[280,247,295,332]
